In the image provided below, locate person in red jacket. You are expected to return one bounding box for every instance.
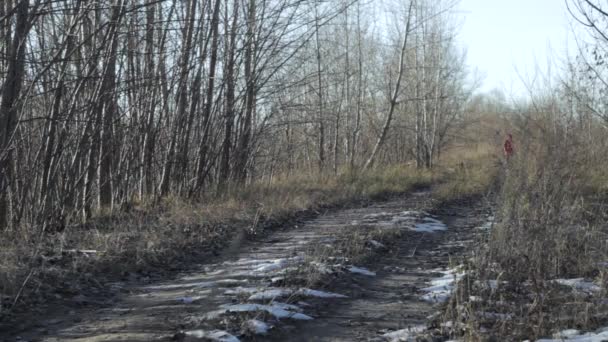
[503,133,514,160]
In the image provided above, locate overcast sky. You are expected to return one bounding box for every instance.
[457,0,576,97]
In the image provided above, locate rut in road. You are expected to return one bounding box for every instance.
[5,190,489,342]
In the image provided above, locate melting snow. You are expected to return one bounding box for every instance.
[421,268,464,303]
[177,296,204,304]
[226,286,348,301]
[414,217,447,233]
[348,266,376,276]
[368,239,386,249]
[184,329,240,342]
[310,261,335,275]
[248,288,293,301]
[362,212,393,219]
[382,325,426,341]
[178,297,193,304]
[252,256,304,273]
[209,303,313,320]
[478,216,495,230]
[245,319,270,335]
[536,327,608,341]
[224,287,261,296]
[145,281,216,290]
[296,288,348,298]
[554,278,602,293]
[268,302,303,312]
[358,211,446,233]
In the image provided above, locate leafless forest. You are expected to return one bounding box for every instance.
[0,0,472,231]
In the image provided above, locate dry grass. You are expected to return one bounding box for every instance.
[433,142,500,204]
[0,164,432,316]
[442,121,608,340]
[278,222,402,297]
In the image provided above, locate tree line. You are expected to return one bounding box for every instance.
[0,0,470,230]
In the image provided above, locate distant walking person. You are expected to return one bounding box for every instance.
[503,133,514,160]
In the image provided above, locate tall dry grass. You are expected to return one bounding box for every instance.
[0,164,433,315]
[447,116,608,340]
[433,141,500,204]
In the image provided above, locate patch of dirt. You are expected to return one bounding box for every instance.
[0,190,489,342]
[266,193,490,341]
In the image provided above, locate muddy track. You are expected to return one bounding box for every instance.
[272,195,489,341]
[0,191,490,342]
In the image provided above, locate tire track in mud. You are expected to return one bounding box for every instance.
[273,195,488,341]
[1,191,489,342]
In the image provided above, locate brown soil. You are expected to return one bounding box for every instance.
[0,191,489,342]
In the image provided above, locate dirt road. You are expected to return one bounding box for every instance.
[1,190,489,342]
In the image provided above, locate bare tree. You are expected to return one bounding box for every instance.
[363,0,415,171]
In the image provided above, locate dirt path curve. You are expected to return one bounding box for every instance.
[2,191,489,342]
[273,195,488,341]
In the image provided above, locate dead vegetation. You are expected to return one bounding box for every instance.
[433,143,500,205]
[291,223,403,288]
[440,116,608,340]
[0,165,432,319]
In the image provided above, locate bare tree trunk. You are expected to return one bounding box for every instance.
[363,0,414,171]
[40,0,83,219]
[193,0,221,192]
[140,0,157,199]
[233,0,256,183]
[99,0,125,210]
[219,0,239,186]
[349,1,363,170]
[160,0,197,197]
[315,1,325,173]
[0,0,29,228]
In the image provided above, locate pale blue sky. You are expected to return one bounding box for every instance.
[458,0,575,97]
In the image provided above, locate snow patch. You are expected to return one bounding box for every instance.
[310,261,336,275]
[177,296,204,304]
[248,288,293,301]
[184,329,239,342]
[252,256,304,273]
[227,286,348,301]
[269,302,303,312]
[229,286,348,299]
[224,287,261,296]
[414,217,447,232]
[478,216,495,230]
[207,303,313,321]
[359,211,446,233]
[536,327,608,341]
[348,266,376,276]
[382,325,426,341]
[146,281,216,290]
[554,278,602,293]
[473,279,509,290]
[368,239,386,249]
[420,268,464,303]
[270,276,284,283]
[245,319,270,335]
[296,288,348,298]
[362,212,393,220]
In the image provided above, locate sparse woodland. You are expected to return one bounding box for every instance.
[0,0,469,231]
[2,0,608,340]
